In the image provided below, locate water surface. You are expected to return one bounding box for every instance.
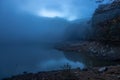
[0,43,84,79]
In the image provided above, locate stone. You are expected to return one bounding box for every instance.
[98,67,108,72]
[117,75,120,79]
[82,68,88,71]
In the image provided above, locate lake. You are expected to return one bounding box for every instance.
[0,43,85,79]
[1,42,119,79]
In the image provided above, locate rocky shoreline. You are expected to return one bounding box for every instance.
[56,41,120,61]
[3,65,120,80]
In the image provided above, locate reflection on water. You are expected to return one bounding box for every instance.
[0,44,84,79]
[64,52,120,67]
[1,43,119,79]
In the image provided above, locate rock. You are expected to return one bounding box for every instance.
[92,0,120,41]
[76,67,81,71]
[98,67,108,72]
[23,71,28,74]
[117,75,120,79]
[82,68,88,71]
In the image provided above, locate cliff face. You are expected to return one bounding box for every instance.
[92,1,120,41]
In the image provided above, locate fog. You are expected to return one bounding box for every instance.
[0,0,97,43]
[0,4,69,43]
[0,0,98,79]
[0,13,69,43]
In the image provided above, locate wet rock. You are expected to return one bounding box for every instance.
[98,67,108,73]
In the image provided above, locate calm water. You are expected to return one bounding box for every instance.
[0,43,85,79]
[1,42,120,79]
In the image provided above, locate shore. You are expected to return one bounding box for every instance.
[3,65,120,80]
[56,41,120,61]
[3,41,120,80]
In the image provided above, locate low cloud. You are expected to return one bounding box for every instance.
[0,0,97,20]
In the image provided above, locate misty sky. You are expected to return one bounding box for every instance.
[0,0,98,43]
[0,0,97,21]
